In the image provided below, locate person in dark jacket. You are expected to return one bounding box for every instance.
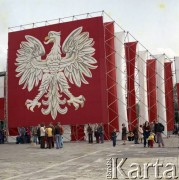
[54,122,61,149]
[111,129,117,147]
[154,120,165,147]
[0,129,3,144]
[94,124,99,143]
[122,123,127,145]
[87,124,93,143]
[98,123,104,143]
[143,121,151,147]
[133,124,139,144]
[37,124,41,144]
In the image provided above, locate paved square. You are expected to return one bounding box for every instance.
[0,136,179,180]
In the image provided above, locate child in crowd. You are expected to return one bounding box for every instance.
[128,131,134,141]
[148,132,155,148]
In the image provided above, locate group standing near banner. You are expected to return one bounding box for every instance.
[126,120,165,148]
[13,119,174,149]
[88,123,104,144]
[16,122,64,150]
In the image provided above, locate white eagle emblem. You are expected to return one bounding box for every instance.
[15,27,97,119]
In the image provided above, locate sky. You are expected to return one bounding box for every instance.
[0,0,179,71]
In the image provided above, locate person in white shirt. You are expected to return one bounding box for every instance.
[40,124,46,149]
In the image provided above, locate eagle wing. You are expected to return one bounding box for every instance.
[15,35,48,91]
[60,27,97,87]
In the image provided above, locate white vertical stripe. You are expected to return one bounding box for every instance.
[63,125,71,142]
[174,57,179,83]
[0,76,4,98]
[114,32,128,138]
[154,54,167,135]
[137,51,149,125]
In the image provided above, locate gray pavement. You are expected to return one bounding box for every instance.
[0,136,179,180]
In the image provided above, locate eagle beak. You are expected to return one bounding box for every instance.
[44,36,49,41]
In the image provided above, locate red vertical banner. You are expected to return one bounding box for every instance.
[0,98,4,119]
[164,62,174,131]
[146,59,157,122]
[0,75,5,120]
[176,84,179,111]
[124,42,137,131]
[4,75,6,120]
[104,22,119,139]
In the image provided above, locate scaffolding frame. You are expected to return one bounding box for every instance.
[6,10,176,141]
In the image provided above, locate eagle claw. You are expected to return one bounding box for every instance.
[67,95,85,110]
[25,99,41,112]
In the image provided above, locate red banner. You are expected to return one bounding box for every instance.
[8,17,108,129]
[124,42,138,131]
[176,83,179,110]
[164,62,174,131]
[0,98,4,119]
[104,22,119,139]
[147,59,157,122]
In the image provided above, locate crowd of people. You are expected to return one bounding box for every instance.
[15,120,178,149]
[17,127,31,144]
[87,120,167,148]
[114,120,166,148]
[16,123,105,148]
[16,122,64,149]
[87,123,104,144]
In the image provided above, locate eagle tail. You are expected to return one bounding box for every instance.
[41,76,67,119]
